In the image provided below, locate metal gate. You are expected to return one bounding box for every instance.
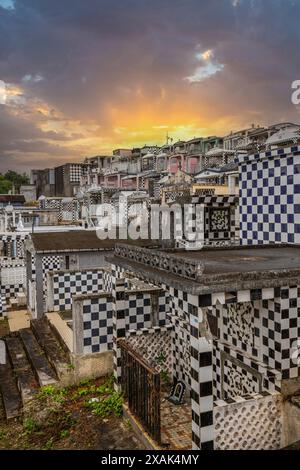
[119,339,161,444]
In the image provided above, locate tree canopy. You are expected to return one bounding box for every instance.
[0,171,29,194]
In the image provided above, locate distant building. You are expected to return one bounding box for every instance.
[54,163,89,197]
[20,185,37,202]
[30,168,55,198]
[113,149,133,158]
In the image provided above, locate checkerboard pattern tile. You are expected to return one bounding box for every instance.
[40,198,61,210]
[0,257,25,268]
[211,301,261,358]
[1,283,24,300]
[103,269,113,291]
[188,195,238,245]
[214,340,281,396]
[82,296,113,354]
[280,286,300,379]
[52,269,103,311]
[190,333,214,450]
[168,287,192,389]
[158,292,169,326]
[261,298,282,371]
[126,293,152,330]
[0,233,28,258]
[107,262,300,450]
[60,199,79,222]
[0,295,6,317]
[42,255,62,299]
[70,164,84,183]
[260,286,300,380]
[238,146,300,244]
[223,357,260,399]
[172,317,191,388]
[39,197,79,222]
[113,277,127,386]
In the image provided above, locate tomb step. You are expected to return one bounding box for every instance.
[0,360,22,420]
[5,335,39,404]
[30,318,72,384]
[45,313,73,355]
[18,328,58,387]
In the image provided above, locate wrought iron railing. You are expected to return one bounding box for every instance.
[119,340,161,443]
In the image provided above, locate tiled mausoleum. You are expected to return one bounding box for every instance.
[238,144,300,244]
[105,244,300,450]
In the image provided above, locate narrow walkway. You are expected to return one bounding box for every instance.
[161,395,192,450]
[7,310,31,332]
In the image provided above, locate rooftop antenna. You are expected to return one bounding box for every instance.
[166,132,169,145]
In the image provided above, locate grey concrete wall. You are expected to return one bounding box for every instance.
[71,351,114,381]
[72,297,84,355]
[78,251,111,269]
[35,253,44,319]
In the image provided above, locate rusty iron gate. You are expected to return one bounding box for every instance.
[119,339,161,444]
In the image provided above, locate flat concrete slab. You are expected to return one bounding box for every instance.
[0,362,22,420]
[46,312,73,353]
[169,245,300,275]
[109,244,300,294]
[5,336,39,403]
[7,310,31,332]
[19,328,57,387]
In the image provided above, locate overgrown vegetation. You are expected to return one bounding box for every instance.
[0,376,136,450]
[81,375,123,417]
[156,351,172,385]
[160,369,171,385]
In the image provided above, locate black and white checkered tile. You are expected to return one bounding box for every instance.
[238,146,300,244]
[223,358,260,399]
[167,285,214,449]
[188,195,238,245]
[0,295,6,317]
[158,292,169,326]
[260,286,300,380]
[214,340,281,395]
[52,269,103,311]
[70,164,84,183]
[103,269,114,292]
[126,293,151,330]
[172,316,191,388]
[210,301,261,358]
[0,283,24,300]
[112,277,127,385]
[0,257,25,268]
[0,233,28,258]
[82,296,113,354]
[42,255,62,298]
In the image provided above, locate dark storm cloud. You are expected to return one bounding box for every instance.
[1,0,300,171]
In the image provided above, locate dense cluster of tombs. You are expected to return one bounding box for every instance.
[1,141,300,450]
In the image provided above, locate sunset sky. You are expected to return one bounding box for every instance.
[1,0,300,172]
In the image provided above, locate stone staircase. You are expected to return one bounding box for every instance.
[0,317,73,421]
